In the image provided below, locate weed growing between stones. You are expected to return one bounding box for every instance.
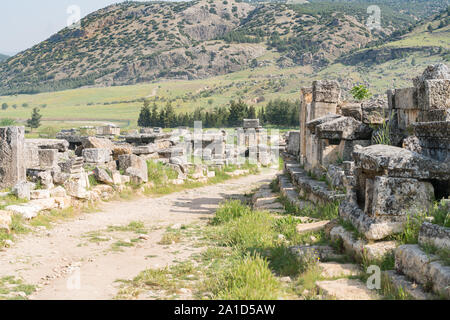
[0,276,36,300]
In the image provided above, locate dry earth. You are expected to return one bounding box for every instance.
[0,170,277,300]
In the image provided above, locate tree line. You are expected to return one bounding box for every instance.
[137,98,300,128]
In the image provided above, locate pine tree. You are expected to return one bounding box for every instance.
[27,107,42,131]
[137,104,151,127]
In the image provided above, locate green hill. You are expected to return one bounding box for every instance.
[0,0,447,96]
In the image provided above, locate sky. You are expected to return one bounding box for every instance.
[0,0,181,56]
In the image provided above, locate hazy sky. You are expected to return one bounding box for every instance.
[0,0,180,55]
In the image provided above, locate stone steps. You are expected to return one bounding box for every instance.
[252,185,285,212]
[319,262,362,278]
[316,278,380,300]
[383,270,435,300]
[282,153,345,205]
[328,225,397,261]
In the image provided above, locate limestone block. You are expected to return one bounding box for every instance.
[418,222,450,250]
[310,102,338,120]
[396,109,419,130]
[316,116,372,140]
[340,102,362,121]
[371,177,434,217]
[316,279,379,300]
[394,87,418,110]
[38,149,58,169]
[395,244,450,298]
[0,126,26,189]
[6,203,43,219]
[93,167,114,185]
[82,148,112,164]
[25,139,69,152]
[361,99,388,124]
[81,136,114,149]
[312,80,340,103]
[423,79,450,110]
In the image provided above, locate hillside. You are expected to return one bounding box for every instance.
[0,54,8,63]
[0,0,447,96]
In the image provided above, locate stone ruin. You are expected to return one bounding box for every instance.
[283,64,449,298]
[0,118,279,222]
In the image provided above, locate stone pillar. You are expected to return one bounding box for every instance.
[0,126,26,189]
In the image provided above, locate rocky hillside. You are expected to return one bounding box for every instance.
[0,0,447,95]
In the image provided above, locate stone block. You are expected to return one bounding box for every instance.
[12,181,33,200]
[0,126,26,190]
[418,222,450,250]
[340,102,362,121]
[394,87,418,110]
[93,167,114,185]
[38,149,59,168]
[25,139,69,152]
[316,116,372,140]
[243,119,260,129]
[312,80,340,103]
[310,101,338,120]
[286,131,300,156]
[30,189,50,200]
[81,136,114,149]
[371,176,434,217]
[82,148,112,164]
[423,79,450,110]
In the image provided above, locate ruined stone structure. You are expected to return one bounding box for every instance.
[283,64,450,299]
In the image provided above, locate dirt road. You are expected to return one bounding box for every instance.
[0,170,276,300]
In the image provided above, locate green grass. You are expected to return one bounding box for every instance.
[107,221,147,234]
[430,199,450,228]
[0,276,36,300]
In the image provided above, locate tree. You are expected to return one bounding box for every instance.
[1,103,8,110]
[350,85,372,101]
[427,24,433,33]
[228,99,248,126]
[137,103,151,127]
[27,107,42,131]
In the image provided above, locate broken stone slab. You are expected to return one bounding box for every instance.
[316,116,373,141]
[30,189,50,200]
[370,176,434,217]
[132,145,157,155]
[306,114,341,134]
[339,200,404,240]
[256,202,285,211]
[383,270,435,300]
[312,80,340,103]
[6,203,43,219]
[316,278,379,300]
[253,196,278,207]
[319,262,361,278]
[0,126,26,190]
[286,131,300,156]
[395,244,450,299]
[126,167,148,184]
[82,148,112,164]
[353,144,450,180]
[25,139,69,152]
[329,225,397,261]
[93,167,114,185]
[81,136,114,149]
[296,220,330,234]
[418,222,450,251]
